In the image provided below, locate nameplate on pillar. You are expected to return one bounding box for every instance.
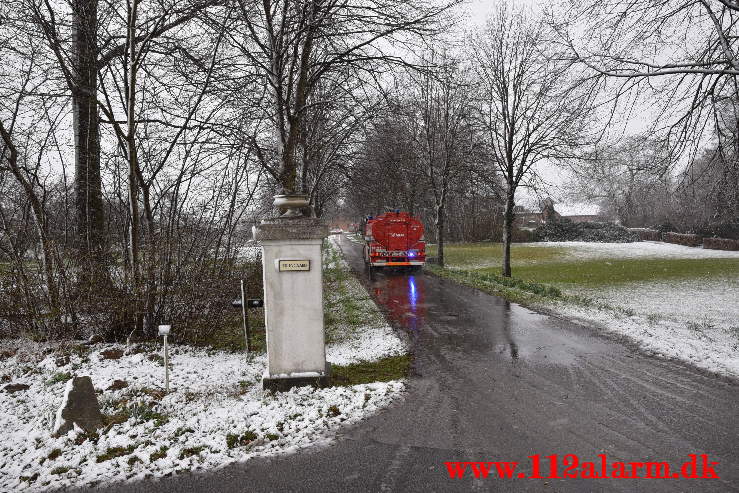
[277,259,311,272]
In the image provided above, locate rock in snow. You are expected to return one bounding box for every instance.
[51,376,104,437]
[3,383,30,393]
[107,379,128,391]
[100,348,124,360]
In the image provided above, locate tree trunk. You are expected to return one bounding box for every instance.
[127,0,142,334]
[72,0,106,276]
[276,1,318,195]
[435,202,445,268]
[502,191,515,277]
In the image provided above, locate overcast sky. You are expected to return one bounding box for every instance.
[458,0,645,213]
[466,0,493,24]
[465,0,540,24]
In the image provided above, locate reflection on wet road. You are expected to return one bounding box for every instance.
[371,273,426,333]
[359,240,612,369]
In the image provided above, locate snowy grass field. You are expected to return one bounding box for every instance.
[430,241,739,379]
[428,241,739,285]
[0,240,407,491]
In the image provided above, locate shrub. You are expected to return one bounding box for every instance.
[653,221,677,233]
[226,431,258,449]
[511,228,536,243]
[73,431,99,445]
[46,372,72,386]
[103,411,130,426]
[96,445,136,463]
[695,221,739,240]
[179,446,205,459]
[128,402,168,427]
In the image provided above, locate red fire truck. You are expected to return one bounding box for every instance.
[363,211,426,269]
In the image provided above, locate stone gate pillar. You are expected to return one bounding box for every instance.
[253,208,330,391]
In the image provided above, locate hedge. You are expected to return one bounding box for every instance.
[703,237,739,251]
[662,232,703,247]
[628,228,662,241]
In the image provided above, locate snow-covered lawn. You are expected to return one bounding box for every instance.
[0,240,406,492]
[531,240,739,260]
[569,277,739,330]
[554,301,739,378]
[531,241,739,379]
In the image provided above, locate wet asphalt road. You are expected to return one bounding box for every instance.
[100,234,739,493]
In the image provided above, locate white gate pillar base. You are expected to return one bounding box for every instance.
[253,217,330,391]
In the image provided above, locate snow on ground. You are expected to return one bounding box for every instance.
[556,275,739,378]
[530,241,739,260]
[0,239,406,492]
[570,278,739,330]
[450,240,739,270]
[327,327,406,366]
[554,301,739,378]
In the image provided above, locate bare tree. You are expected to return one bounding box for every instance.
[0,39,69,332]
[553,0,739,158]
[470,5,596,277]
[406,53,477,267]
[229,0,461,197]
[346,110,426,217]
[555,0,739,226]
[298,76,369,215]
[25,0,224,278]
[569,135,673,226]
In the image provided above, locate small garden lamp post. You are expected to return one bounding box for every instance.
[158,324,171,392]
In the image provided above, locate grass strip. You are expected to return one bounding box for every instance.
[426,264,563,304]
[425,264,623,314]
[331,355,411,387]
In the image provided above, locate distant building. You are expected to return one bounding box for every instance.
[512,205,545,228]
[511,199,607,227]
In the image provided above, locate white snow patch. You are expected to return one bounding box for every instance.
[0,347,405,491]
[555,202,601,216]
[524,241,739,377]
[530,241,739,260]
[324,236,408,363]
[327,327,407,366]
[570,278,739,330]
